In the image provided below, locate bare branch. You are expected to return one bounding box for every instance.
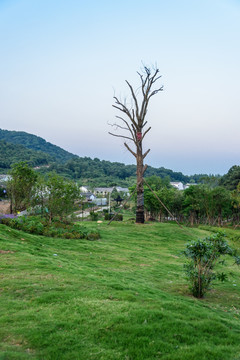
[115,116,135,140]
[149,86,164,99]
[126,80,139,120]
[113,97,138,129]
[143,149,150,159]
[108,121,129,131]
[138,70,149,98]
[152,75,162,84]
[143,164,148,175]
[124,142,137,158]
[108,132,134,142]
[142,126,151,140]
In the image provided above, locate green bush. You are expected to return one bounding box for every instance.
[87,232,100,241]
[0,218,12,226]
[2,215,100,241]
[104,213,123,221]
[90,211,98,221]
[183,232,240,298]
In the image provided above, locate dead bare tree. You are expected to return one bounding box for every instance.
[109,66,163,223]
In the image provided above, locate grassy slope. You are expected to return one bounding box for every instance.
[0,222,240,360]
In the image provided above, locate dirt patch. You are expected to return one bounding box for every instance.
[0,250,15,254]
[139,264,150,267]
[0,200,10,214]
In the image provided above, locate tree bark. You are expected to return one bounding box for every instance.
[136,142,144,223]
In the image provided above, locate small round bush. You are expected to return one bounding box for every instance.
[87,232,100,241]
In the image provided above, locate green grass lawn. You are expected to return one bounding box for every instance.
[0,221,240,360]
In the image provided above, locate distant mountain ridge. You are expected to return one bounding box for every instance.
[0,129,76,163]
[0,128,208,185]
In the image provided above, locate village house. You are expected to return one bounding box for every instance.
[170,182,184,190]
[80,191,96,202]
[79,186,89,193]
[93,187,129,196]
[93,187,114,196]
[170,182,196,190]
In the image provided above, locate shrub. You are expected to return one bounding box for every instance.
[90,211,99,221]
[0,217,11,225]
[183,232,240,298]
[1,215,100,241]
[87,232,101,241]
[104,213,123,221]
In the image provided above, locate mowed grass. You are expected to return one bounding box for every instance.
[0,221,240,360]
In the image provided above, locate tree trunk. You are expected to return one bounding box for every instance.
[136,144,144,223]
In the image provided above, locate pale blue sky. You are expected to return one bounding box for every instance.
[0,0,239,175]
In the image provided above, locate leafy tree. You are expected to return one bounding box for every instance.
[36,173,81,223]
[183,185,207,225]
[7,162,38,213]
[144,186,161,219]
[220,165,240,190]
[183,232,239,298]
[200,175,221,188]
[210,187,232,226]
[231,182,240,224]
[141,176,181,221]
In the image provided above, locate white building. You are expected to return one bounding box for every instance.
[170,182,184,190]
[80,186,89,193]
[116,187,130,195]
[93,198,108,206]
[93,187,130,196]
[94,187,113,196]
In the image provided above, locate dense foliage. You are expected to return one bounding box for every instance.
[137,176,240,226]
[0,140,52,170]
[219,165,240,190]
[33,173,81,223]
[45,157,205,186]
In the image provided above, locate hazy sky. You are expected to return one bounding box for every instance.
[0,0,239,175]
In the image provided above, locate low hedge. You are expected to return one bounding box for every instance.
[1,216,100,240]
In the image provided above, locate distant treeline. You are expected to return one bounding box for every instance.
[42,157,208,187]
[142,175,240,226]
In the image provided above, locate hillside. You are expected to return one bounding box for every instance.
[0,222,240,359]
[0,128,209,185]
[0,128,76,163]
[0,140,52,170]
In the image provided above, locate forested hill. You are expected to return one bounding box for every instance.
[47,157,206,186]
[0,140,52,170]
[0,129,76,163]
[0,128,209,186]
